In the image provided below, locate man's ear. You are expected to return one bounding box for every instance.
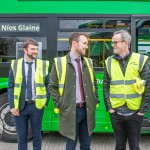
[72,41,77,47]
[124,40,129,46]
[23,48,27,53]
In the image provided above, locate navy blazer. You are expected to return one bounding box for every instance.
[7,59,50,111]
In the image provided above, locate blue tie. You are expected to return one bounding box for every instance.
[26,62,33,100]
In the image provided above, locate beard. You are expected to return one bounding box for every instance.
[27,53,37,59]
[76,49,86,56]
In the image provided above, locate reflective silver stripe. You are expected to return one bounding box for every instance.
[139,54,144,71]
[126,93,141,99]
[14,83,20,87]
[125,80,136,85]
[110,94,124,98]
[43,61,46,78]
[13,60,18,79]
[111,80,124,85]
[110,93,141,99]
[107,56,112,77]
[14,95,18,99]
[59,84,64,88]
[111,80,136,85]
[36,94,47,99]
[35,83,45,87]
[57,57,62,81]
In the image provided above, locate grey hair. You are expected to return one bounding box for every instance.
[113,30,131,45]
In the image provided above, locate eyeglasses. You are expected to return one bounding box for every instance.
[111,40,124,46]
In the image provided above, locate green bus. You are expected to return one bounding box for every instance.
[0,0,150,142]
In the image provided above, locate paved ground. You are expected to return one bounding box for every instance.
[0,133,150,150]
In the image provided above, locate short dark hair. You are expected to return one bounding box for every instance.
[23,38,39,49]
[69,33,88,47]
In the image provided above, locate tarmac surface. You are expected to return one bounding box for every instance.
[0,132,150,150]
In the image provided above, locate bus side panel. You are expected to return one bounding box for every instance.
[94,73,113,132]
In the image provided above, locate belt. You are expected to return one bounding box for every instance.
[76,102,86,108]
[25,100,35,105]
[117,112,134,116]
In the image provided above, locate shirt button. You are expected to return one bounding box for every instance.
[86,96,88,98]
[87,108,88,111]
[84,84,86,86]
[74,85,75,87]
[74,98,76,100]
[74,73,75,75]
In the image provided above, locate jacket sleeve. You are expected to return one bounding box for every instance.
[7,68,15,109]
[48,63,60,108]
[103,64,112,111]
[44,72,50,106]
[139,60,150,113]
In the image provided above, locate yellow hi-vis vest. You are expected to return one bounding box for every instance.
[11,58,49,110]
[105,53,148,110]
[54,56,95,96]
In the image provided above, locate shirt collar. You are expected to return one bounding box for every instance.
[116,51,131,60]
[69,52,81,61]
[24,58,35,63]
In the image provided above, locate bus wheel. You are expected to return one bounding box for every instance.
[0,93,32,142]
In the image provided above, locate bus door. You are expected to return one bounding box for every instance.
[132,16,150,132]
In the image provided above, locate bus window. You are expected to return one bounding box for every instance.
[59,20,101,29]
[88,32,113,67]
[136,19,150,57]
[105,20,130,29]
[59,19,130,30]
[58,19,130,67]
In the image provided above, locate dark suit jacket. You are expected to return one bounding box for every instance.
[8,59,50,111]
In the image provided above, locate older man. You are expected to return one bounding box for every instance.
[104,30,150,150]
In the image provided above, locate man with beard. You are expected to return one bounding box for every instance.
[8,38,50,150]
[49,33,99,150]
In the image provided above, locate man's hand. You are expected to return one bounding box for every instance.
[109,109,115,113]
[54,108,60,114]
[10,108,20,116]
[137,112,144,116]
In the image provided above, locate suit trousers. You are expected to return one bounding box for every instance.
[110,112,143,150]
[66,107,91,150]
[14,102,44,150]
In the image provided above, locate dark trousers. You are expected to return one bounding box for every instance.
[14,103,44,150]
[110,112,143,150]
[66,107,91,150]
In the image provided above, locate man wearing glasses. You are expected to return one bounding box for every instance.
[103,30,150,150]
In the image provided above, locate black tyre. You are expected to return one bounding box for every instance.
[0,93,32,142]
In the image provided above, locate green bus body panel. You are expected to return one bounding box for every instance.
[0,78,8,89]
[0,0,150,14]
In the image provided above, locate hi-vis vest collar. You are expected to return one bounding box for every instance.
[11,58,49,110]
[105,52,148,110]
[54,55,95,96]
